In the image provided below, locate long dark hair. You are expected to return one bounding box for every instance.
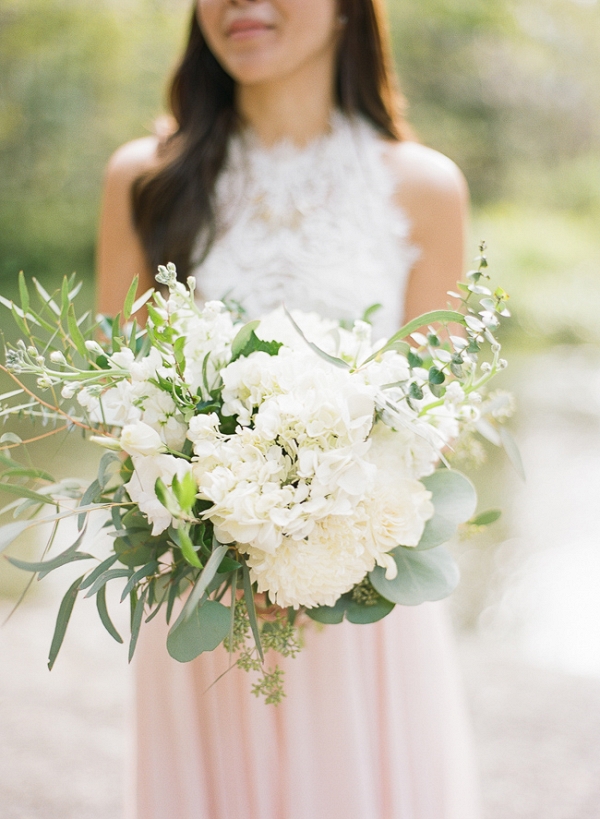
[132,0,410,280]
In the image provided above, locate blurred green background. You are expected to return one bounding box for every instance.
[1,0,599,341]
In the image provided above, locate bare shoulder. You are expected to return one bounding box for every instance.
[383,140,469,217]
[104,136,160,186]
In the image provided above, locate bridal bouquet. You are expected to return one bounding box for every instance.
[0,247,515,703]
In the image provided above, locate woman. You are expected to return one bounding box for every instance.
[97,1,480,817]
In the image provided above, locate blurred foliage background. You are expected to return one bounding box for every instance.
[1,0,599,342]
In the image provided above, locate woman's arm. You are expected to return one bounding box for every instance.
[96,136,159,316]
[388,141,469,323]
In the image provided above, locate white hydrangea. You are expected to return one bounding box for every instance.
[183,301,238,398]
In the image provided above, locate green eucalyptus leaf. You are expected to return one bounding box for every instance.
[416,470,477,550]
[345,595,395,624]
[1,467,55,483]
[0,483,56,506]
[97,452,121,490]
[369,546,460,606]
[217,555,242,574]
[114,532,168,568]
[170,526,202,569]
[242,562,263,662]
[306,596,347,624]
[8,550,94,575]
[167,599,230,663]
[120,560,159,602]
[48,574,86,670]
[182,541,228,619]
[84,567,132,598]
[307,592,395,625]
[79,553,119,590]
[128,587,148,662]
[96,585,123,644]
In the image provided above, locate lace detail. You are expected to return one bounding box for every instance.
[192,111,419,338]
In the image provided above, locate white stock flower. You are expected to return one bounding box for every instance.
[120,421,165,457]
[125,454,192,535]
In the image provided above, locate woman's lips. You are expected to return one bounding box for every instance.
[227,19,273,41]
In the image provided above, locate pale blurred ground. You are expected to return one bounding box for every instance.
[1,347,600,818]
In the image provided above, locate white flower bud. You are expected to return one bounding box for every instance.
[61,384,77,400]
[481,362,492,373]
[120,422,166,457]
[50,350,67,365]
[85,340,104,356]
[187,276,196,293]
[499,359,508,370]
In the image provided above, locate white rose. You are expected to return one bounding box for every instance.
[120,422,165,457]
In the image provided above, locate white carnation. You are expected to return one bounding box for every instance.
[244,514,371,608]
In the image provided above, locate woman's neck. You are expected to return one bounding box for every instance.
[235,54,337,148]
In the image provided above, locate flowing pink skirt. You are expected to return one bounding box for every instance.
[132,603,481,819]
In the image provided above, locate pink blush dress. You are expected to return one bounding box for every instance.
[131,113,482,819]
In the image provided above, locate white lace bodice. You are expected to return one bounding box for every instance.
[192,112,419,338]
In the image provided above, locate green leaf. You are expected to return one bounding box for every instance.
[60,276,70,325]
[416,470,478,550]
[283,308,350,369]
[242,562,264,662]
[84,567,132,598]
[217,555,242,574]
[171,526,202,568]
[470,509,502,527]
[97,452,121,490]
[1,467,55,482]
[181,541,229,619]
[114,532,168,568]
[154,477,180,518]
[428,366,445,386]
[230,320,260,359]
[48,574,85,669]
[500,427,526,482]
[167,599,230,662]
[307,593,394,625]
[67,303,88,359]
[18,271,30,314]
[0,432,23,447]
[8,550,94,575]
[129,587,148,662]
[369,546,460,606]
[122,277,139,322]
[32,278,60,315]
[78,480,102,529]
[171,471,197,514]
[363,310,466,363]
[0,483,58,506]
[361,303,383,324]
[120,560,159,602]
[96,585,123,644]
[230,322,283,362]
[345,595,395,624]
[79,553,119,590]
[306,596,348,624]
[0,521,30,553]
